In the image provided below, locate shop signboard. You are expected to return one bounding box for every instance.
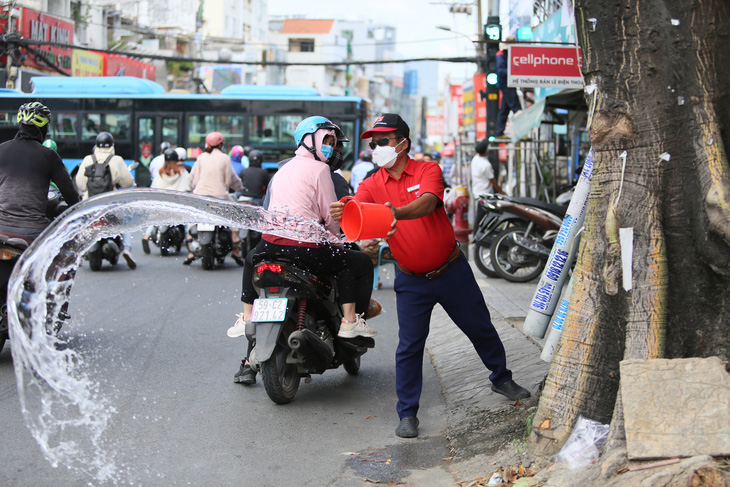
[21,9,73,75]
[72,49,104,77]
[507,45,582,89]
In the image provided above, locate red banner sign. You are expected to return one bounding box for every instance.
[21,9,73,75]
[508,45,582,89]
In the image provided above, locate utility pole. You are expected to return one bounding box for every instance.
[4,0,19,89]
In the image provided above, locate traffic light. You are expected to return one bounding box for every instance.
[484,16,502,140]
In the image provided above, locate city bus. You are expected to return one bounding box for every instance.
[0,76,371,175]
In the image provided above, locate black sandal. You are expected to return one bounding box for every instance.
[183,255,195,265]
[231,253,244,266]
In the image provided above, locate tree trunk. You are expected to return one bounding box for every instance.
[530,0,730,458]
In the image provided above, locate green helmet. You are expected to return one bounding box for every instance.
[17,101,51,128]
[42,139,57,151]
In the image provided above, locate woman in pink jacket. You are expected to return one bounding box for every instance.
[185,132,244,265]
[227,116,374,385]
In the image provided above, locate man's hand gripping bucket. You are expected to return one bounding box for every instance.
[340,197,393,241]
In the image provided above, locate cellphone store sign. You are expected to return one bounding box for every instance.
[508,45,582,89]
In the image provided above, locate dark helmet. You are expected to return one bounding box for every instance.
[431,151,442,160]
[333,124,349,143]
[248,150,264,167]
[163,148,180,161]
[17,101,51,128]
[95,132,114,148]
[242,145,253,156]
[359,151,372,162]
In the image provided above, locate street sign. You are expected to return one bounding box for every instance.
[508,45,582,89]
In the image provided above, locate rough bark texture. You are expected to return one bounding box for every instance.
[530,0,730,459]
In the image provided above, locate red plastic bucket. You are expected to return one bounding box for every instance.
[340,198,393,241]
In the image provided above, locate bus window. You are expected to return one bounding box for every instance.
[162,117,179,145]
[0,111,15,125]
[82,113,131,141]
[248,115,300,146]
[187,114,244,148]
[50,113,77,140]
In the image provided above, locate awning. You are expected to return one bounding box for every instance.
[510,98,546,142]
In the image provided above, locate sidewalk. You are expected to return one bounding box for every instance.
[425,252,550,415]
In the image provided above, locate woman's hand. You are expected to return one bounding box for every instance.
[329,201,345,222]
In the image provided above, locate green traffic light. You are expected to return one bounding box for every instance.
[487,73,498,85]
[488,136,496,141]
[485,25,501,42]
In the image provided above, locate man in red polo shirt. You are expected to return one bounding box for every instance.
[330,113,530,439]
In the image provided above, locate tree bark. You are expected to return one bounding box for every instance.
[530,0,730,458]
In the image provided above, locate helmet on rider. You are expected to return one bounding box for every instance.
[248,149,264,168]
[205,132,225,150]
[164,148,180,161]
[431,151,442,161]
[242,145,252,156]
[95,132,115,148]
[294,116,338,162]
[160,141,171,153]
[359,151,372,163]
[230,145,244,161]
[329,124,348,170]
[17,102,51,129]
[42,139,57,151]
[175,147,187,160]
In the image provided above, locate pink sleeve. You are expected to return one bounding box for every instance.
[315,167,341,236]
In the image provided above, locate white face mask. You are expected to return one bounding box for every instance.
[372,138,406,168]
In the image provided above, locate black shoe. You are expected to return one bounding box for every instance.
[396,417,419,438]
[183,255,195,265]
[231,253,244,266]
[142,238,151,254]
[491,380,531,401]
[233,362,256,385]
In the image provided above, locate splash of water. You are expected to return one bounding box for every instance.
[7,189,342,483]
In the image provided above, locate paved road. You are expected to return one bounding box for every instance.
[0,235,548,486]
[0,235,451,486]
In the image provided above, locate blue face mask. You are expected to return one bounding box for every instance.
[320,144,334,160]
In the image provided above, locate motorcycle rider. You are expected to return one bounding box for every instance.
[75,131,137,269]
[0,102,79,239]
[185,131,245,265]
[471,138,504,227]
[228,116,375,384]
[238,149,270,206]
[142,148,192,253]
[149,141,172,184]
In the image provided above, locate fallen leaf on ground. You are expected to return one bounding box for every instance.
[536,418,551,429]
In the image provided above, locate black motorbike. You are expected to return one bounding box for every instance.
[148,224,186,256]
[245,253,375,404]
[187,224,237,270]
[473,194,566,282]
[0,187,68,351]
[85,234,125,271]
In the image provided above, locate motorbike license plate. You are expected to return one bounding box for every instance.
[251,298,288,322]
[197,223,216,231]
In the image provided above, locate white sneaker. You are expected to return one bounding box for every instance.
[122,249,137,269]
[338,314,377,338]
[227,313,247,338]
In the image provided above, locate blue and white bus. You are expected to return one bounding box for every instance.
[0,76,370,178]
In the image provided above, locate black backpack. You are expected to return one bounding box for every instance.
[85,154,114,197]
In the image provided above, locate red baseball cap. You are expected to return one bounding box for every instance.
[361,113,411,139]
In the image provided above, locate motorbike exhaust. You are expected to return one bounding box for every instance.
[288,328,335,369]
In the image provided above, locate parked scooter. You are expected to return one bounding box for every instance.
[245,253,375,404]
[187,224,238,270]
[148,224,186,256]
[0,187,69,351]
[485,196,566,282]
